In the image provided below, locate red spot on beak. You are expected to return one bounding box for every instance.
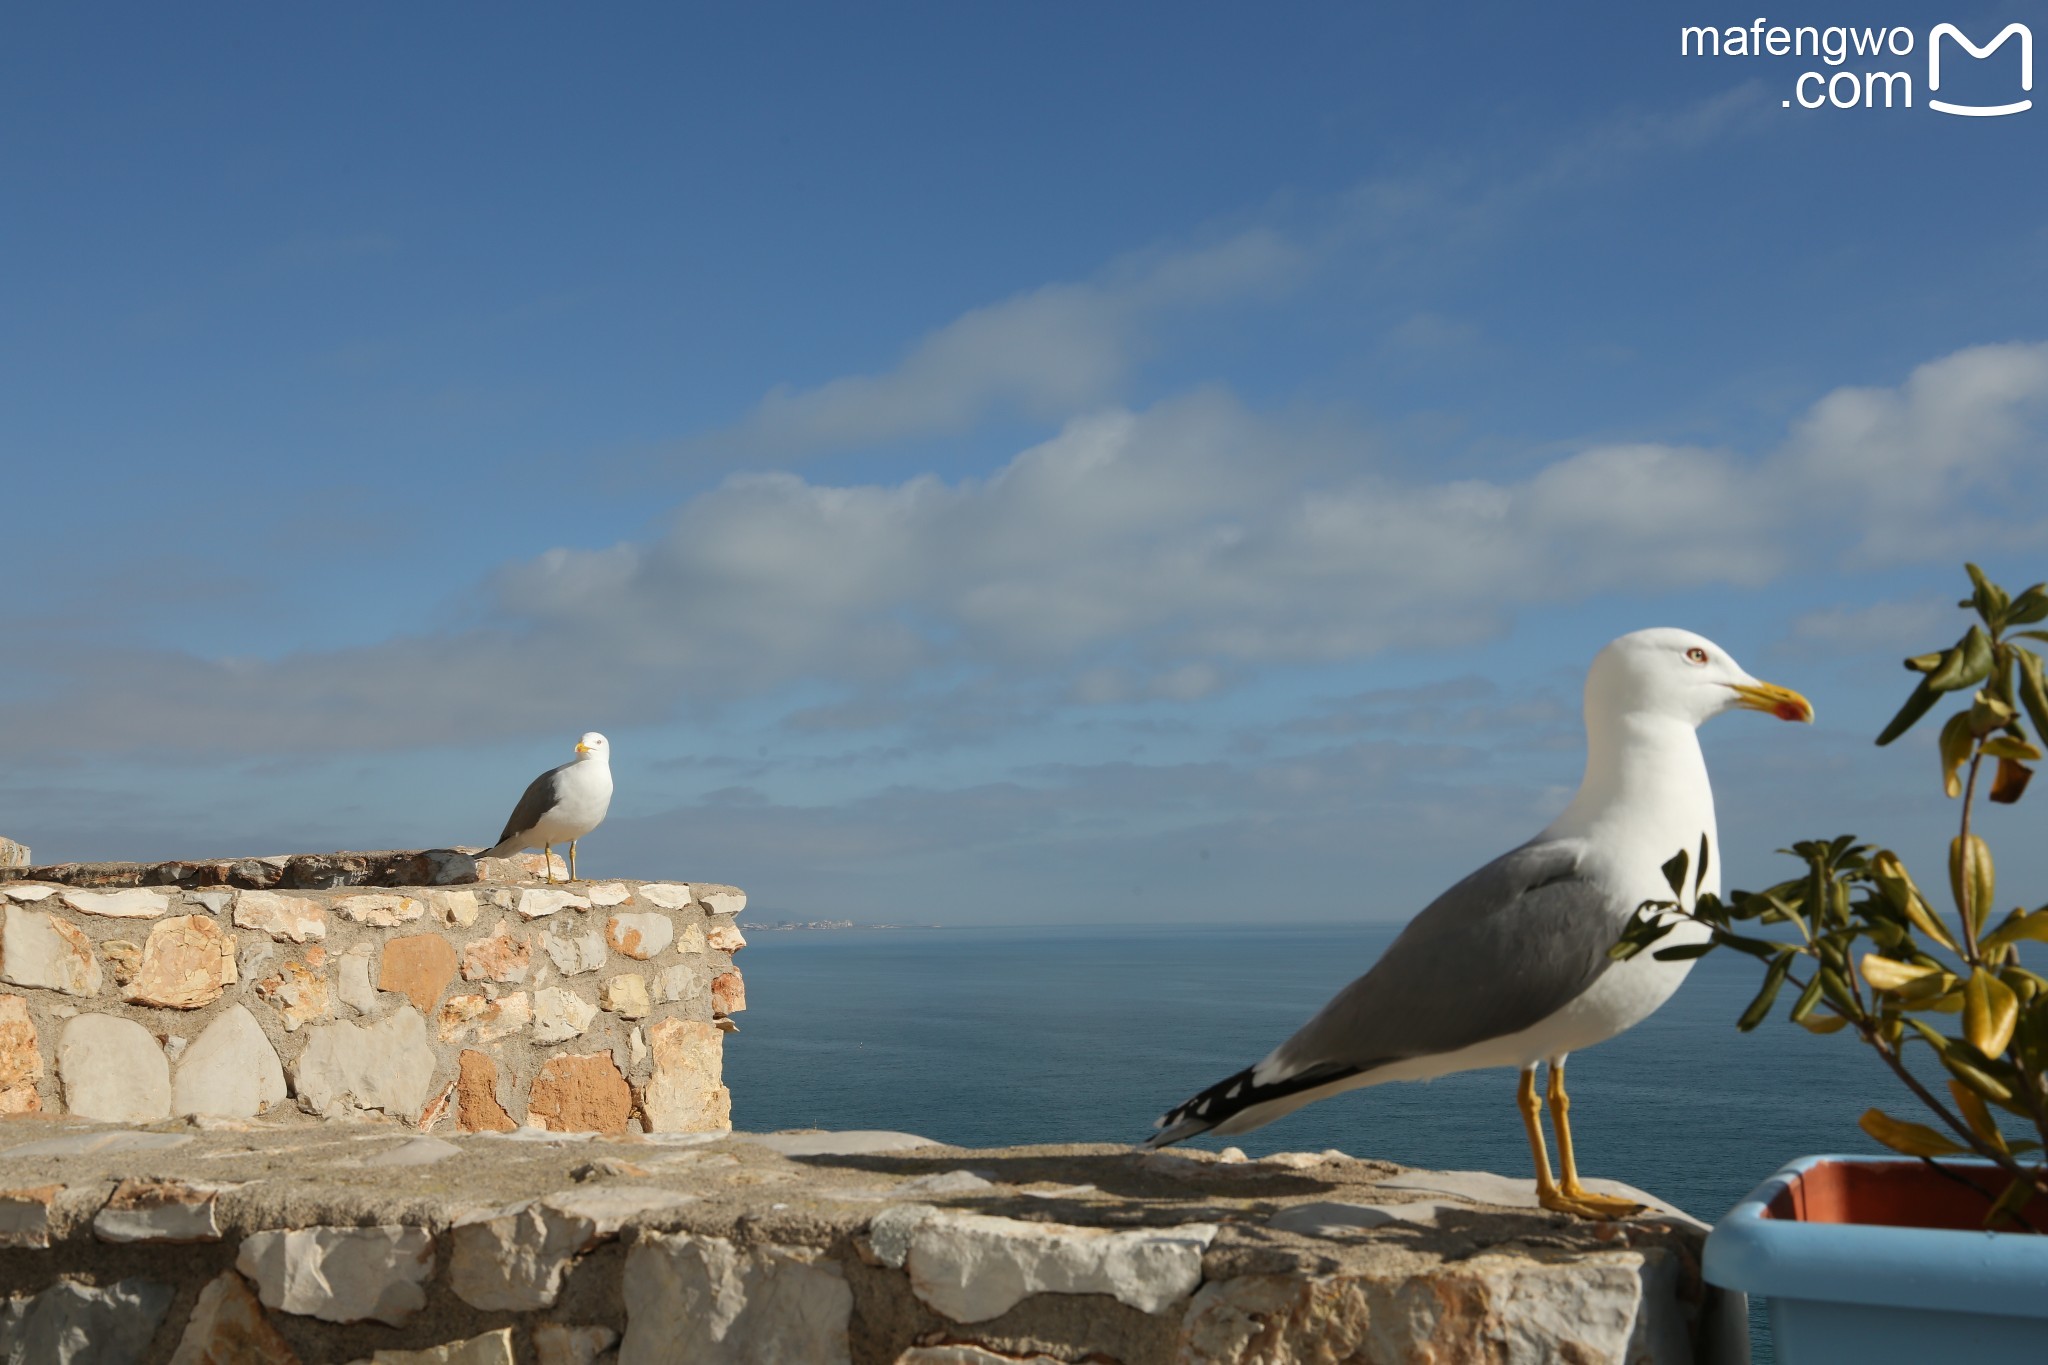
[1775,700,1808,722]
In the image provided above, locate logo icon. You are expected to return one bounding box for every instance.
[1927,22,2032,116]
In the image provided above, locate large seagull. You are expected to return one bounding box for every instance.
[1146,628,1812,1218]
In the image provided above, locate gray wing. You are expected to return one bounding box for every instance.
[490,765,567,848]
[1264,837,1619,1079]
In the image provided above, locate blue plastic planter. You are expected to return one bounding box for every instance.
[1705,1155,2048,1360]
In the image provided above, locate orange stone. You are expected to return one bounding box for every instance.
[169,1269,303,1364]
[457,1049,517,1133]
[711,969,747,1015]
[526,1052,633,1134]
[127,915,237,1010]
[0,996,43,1114]
[378,933,458,1014]
[254,959,330,1032]
[460,923,531,984]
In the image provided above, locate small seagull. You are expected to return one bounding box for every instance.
[482,732,614,883]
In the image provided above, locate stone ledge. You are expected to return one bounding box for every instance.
[0,848,483,891]
[0,1125,1745,1364]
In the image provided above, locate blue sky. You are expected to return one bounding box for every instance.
[4,2,2045,922]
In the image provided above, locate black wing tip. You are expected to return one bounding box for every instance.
[1145,1058,1363,1150]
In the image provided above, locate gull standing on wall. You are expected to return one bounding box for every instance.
[482,732,614,883]
[1146,629,1813,1218]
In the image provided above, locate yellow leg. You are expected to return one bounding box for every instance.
[1517,1068,1562,1203]
[541,843,556,884]
[568,840,579,882]
[1545,1060,1644,1220]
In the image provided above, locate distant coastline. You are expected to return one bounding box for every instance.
[738,919,943,932]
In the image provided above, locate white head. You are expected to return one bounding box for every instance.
[573,732,611,760]
[1586,628,1813,730]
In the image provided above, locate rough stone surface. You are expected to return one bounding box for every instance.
[58,1012,171,1121]
[705,922,746,955]
[528,1052,634,1134]
[636,883,691,909]
[711,969,746,1015]
[359,1327,516,1364]
[532,987,599,1043]
[0,1184,61,1248]
[541,927,608,976]
[641,1018,731,1133]
[696,885,747,917]
[0,1277,176,1363]
[585,882,632,908]
[605,912,673,960]
[168,1270,302,1365]
[601,972,650,1019]
[533,1323,618,1365]
[439,992,533,1045]
[236,1224,435,1326]
[173,1004,288,1118]
[380,932,459,1013]
[621,1232,852,1365]
[94,1176,231,1243]
[650,963,704,1009]
[901,1210,1216,1321]
[457,1050,518,1132]
[450,1188,697,1310]
[516,889,591,919]
[129,913,238,1008]
[335,893,427,927]
[0,837,26,870]
[59,886,171,919]
[461,923,532,983]
[1,904,104,996]
[293,1006,438,1119]
[256,957,332,1032]
[232,890,328,943]
[338,943,379,1014]
[0,995,43,1114]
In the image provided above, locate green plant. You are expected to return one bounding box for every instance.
[1614,564,2048,1228]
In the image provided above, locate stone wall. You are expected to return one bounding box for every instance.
[0,1125,1742,1364]
[0,852,744,1136]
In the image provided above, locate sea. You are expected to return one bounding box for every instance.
[724,922,1904,1361]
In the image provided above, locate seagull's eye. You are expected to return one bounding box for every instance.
[1685,647,1709,665]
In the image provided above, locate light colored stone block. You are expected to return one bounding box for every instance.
[641,1018,731,1134]
[0,1278,176,1362]
[516,889,591,919]
[359,1327,515,1364]
[449,1188,697,1310]
[897,1210,1216,1321]
[531,987,598,1043]
[293,1006,438,1120]
[439,992,531,1045]
[167,1270,301,1365]
[335,894,425,927]
[606,912,673,960]
[620,1232,851,1365]
[59,887,170,919]
[256,958,331,1032]
[696,885,746,917]
[93,1177,231,1244]
[173,1004,287,1119]
[601,973,650,1019]
[2,905,103,997]
[542,926,607,976]
[705,922,746,955]
[232,890,327,943]
[585,882,632,907]
[0,1185,61,1249]
[0,995,43,1114]
[428,888,482,927]
[128,914,237,1009]
[58,1013,170,1122]
[636,883,692,909]
[338,943,379,1015]
[235,1225,434,1326]
[462,923,532,983]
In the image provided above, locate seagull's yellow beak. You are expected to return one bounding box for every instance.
[1728,679,1814,723]
[575,742,592,753]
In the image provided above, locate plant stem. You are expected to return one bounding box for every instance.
[1917,1156,2043,1234]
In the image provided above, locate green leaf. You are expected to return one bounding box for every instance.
[1964,970,2019,1056]
[1966,563,2009,626]
[2015,649,2048,750]
[1661,848,1688,897]
[2008,584,2048,626]
[1939,711,1976,799]
[1738,954,1795,1031]
[1983,736,2044,761]
[1695,834,1711,897]
[1985,1176,2040,1231]
[1927,626,1995,693]
[1652,941,1717,961]
[1788,972,1826,1023]
[1876,678,1943,746]
[1950,834,1995,940]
